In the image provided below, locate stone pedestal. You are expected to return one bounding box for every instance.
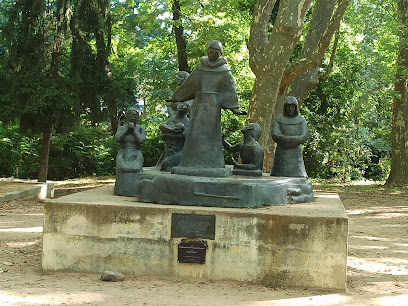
[42,186,348,290]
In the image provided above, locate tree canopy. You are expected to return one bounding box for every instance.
[0,0,404,184]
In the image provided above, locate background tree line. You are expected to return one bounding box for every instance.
[0,0,406,185]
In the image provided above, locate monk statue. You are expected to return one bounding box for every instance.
[166,40,247,177]
[222,123,264,176]
[114,108,146,196]
[271,96,308,177]
[159,101,190,171]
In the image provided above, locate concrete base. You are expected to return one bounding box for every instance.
[42,186,348,290]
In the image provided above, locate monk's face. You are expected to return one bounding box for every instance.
[285,104,297,117]
[177,73,187,85]
[126,110,139,123]
[207,47,221,62]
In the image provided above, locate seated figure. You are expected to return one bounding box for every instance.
[114,108,146,197]
[223,123,264,176]
[159,101,190,171]
[271,96,308,177]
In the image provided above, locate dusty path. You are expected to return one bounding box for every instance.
[1,186,408,305]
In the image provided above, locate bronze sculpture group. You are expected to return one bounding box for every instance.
[114,40,310,199]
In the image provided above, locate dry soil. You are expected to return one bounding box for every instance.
[0,184,408,305]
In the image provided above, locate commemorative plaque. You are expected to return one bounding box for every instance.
[171,213,215,239]
[177,241,207,264]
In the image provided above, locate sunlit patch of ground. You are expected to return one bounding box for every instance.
[1,181,408,305]
[0,290,106,305]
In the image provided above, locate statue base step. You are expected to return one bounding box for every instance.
[141,167,313,208]
[171,165,232,178]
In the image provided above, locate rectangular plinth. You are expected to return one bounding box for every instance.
[42,186,348,290]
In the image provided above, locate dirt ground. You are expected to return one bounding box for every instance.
[1,184,408,305]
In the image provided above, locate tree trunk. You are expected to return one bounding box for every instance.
[284,0,337,107]
[247,75,281,169]
[386,0,408,186]
[172,0,189,72]
[247,0,350,171]
[37,124,52,182]
[37,0,62,182]
[111,113,120,135]
[247,0,313,172]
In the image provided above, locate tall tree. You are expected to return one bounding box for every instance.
[2,0,76,181]
[247,0,350,170]
[387,0,408,186]
[70,0,113,124]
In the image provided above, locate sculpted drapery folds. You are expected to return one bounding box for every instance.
[167,41,247,174]
[247,0,350,171]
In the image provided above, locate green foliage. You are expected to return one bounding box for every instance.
[221,109,246,164]
[140,115,166,167]
[48,120,117,180]
[299,0,397,181]
[69,0,116,123]
[0,121,40,178]
[302,73,370,180]
[1,0,78,133]
[0,120,119,180]
[303,57,392,181]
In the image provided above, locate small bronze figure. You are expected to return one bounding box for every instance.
[271,96,308,177]
[114,108,146,196]
[223,123,264,176]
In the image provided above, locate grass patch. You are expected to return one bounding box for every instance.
[53,176,115,188]
[313,179,408,195]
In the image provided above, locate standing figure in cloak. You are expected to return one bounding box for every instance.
[114,108,146,197]
[271,96,308,177]
[223,123,264,176]
[166,40,247,177]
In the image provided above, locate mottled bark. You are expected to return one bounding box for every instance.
[37,124,52,182]
[172,0,189,72]
[284,0,337,107]
[247,0,350,171]
[387,0,408,186]
[247,0,313,171]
